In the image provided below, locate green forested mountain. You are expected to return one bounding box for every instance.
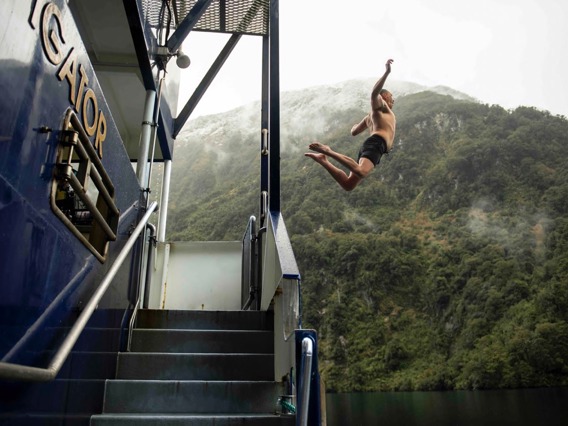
[164,80,568,392]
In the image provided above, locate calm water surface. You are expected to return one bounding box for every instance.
[326,387,568,426]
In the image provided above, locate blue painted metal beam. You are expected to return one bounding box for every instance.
[173,33,242,137]
[166,0,214,54]
[260,34,269,223]
[123,0,156,90]
[269,0,280,211]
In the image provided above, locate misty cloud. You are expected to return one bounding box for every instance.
[466,199,551,255]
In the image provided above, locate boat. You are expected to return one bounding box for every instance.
[0,1,323,424]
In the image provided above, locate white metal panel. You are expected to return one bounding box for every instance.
[152,241,242,310]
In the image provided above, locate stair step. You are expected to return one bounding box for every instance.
[1,378,106,414]
[131,329,273,353]
[74,327,122,352]
[102,380,285,414]
[136,310,273,331]
[19,327,122,352]
[0,413,90,426]
[116,353,274,381]
[63,351,118,379]
[90,413,295,425]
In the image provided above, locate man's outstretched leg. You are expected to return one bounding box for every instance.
[305,145,373,191]
[308,142,373,178]
[305,152,361,191]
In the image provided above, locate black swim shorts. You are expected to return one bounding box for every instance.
[357,134,388,166]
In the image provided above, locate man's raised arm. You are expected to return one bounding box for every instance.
[371,59,393,109]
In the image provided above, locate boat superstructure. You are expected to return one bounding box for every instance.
[0,1,322,424]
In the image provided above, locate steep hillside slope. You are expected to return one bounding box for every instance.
[164,81,568,391]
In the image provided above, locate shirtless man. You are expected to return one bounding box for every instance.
[305,59,396,191]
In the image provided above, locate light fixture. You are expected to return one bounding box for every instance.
[176,49,191,69]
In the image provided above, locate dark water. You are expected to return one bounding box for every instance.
[326,388,568,426]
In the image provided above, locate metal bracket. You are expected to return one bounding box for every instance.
[261,128,269,155]
[60,129,79,146]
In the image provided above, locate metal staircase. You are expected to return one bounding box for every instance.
[90,309,295,425]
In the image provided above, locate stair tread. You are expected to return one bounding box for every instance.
[119,352,274,355]
[102,378,285,413]
[116,349,274,381]
[91,413,295,425]
[94,414,292,418]
[133,329,272,333]
[136,310,274,331]
[107,379,280,383]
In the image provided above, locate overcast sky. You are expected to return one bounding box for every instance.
[178,0,567,119]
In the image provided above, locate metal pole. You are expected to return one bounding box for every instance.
[157,159,172,242]
[260,34,269,226]
[269,0,281,211]
[136,90,156,187]
[174,34,242,137]
[147,73,166,204]
[300,337,314,426]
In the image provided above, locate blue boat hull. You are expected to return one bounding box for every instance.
[0,0,142,420]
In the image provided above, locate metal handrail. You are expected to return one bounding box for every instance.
[127,222,156,351]
[241,216,256,310]
[299,336,314,426]
[143,223,157,308]
[0,202,158,381]
[0,264,92,363]
[241,216,266,311]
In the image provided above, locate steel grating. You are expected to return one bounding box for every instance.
[141,0,269,36]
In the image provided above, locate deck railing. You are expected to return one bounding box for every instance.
[241,215,258,310]
[299,336,314,426]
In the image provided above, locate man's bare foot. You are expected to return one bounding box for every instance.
[308,142,332,154]
[305,152,329,165]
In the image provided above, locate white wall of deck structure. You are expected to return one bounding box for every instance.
[149,241,242,310]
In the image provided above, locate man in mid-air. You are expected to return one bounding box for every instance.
[305,59,396,191]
